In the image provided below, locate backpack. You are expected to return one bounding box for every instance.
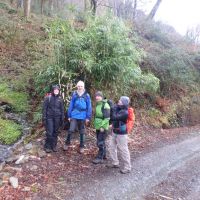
[101,99,113,119]
[44,93,52,103]
[73,91,89,104]
[126,107,135,134]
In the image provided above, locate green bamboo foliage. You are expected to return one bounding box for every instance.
[36,15,159,98]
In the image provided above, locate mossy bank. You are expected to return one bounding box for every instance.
[0,83,29,144]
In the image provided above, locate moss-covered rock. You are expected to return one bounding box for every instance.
[0,118,22,144]
[0,83,29,112]
[0,2,9,10]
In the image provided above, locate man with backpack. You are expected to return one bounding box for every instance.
[92,91,111,164]
[107,96,132,174]
[42,85,64,153]
[63,81,92,153]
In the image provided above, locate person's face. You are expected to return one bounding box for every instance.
[77,85,84,92]
[96,95,103,102]
[53,89,59,95]
[118,99,123,105]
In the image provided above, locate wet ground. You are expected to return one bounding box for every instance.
[1,125,200,200]
[68,130,200,200]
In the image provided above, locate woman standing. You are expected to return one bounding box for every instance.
[42,85,64,153]
[107,96,131,174]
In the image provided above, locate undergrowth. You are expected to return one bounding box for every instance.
[0,118,22,144]
[0,83,29,112]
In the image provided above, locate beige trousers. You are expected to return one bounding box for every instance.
[108,133,131,171]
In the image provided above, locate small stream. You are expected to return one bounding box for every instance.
[0,112,31,162]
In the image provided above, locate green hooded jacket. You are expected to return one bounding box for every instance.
[94,100,110,130]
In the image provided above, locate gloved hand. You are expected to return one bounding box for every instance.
[42,119,46,127]
[85,119,90,126]
[108,125,113,135]
[60,119,64,127]
[100,127,104,132]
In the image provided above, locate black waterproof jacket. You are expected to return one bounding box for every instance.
[42,94,64,121]
[111,104,128,135]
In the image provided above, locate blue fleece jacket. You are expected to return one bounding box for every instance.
[67,91,92,120]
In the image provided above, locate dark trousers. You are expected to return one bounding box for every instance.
[96,130,107,159]
[45,117,61,150]
[66,119,85,148]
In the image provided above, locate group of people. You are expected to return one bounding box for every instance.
[42,80,131,174]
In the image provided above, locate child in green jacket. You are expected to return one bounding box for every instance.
[92,91,110,164]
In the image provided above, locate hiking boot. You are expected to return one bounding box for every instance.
[103,155,107,160]
[79,147,85,154]
[106,163,119,168]
[52,147,57,152]
[120,169,131,174]
[63,144,69,151]
[44,148,52,153]
[92,158,103,164]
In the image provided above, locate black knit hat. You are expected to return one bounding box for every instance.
[52,84,60,91]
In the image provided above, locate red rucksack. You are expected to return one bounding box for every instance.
[126,107,135,134]
[44,93,52,103]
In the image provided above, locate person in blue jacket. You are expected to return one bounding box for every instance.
[63,81,92,153]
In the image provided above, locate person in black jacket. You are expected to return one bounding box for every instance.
[107,96,131,174]
[42,85,64,153]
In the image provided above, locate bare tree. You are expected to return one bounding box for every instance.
[186,25,200,44]
[84,0,88,12]
[122,0,131,19]
[17,0,23,8]
[147,0,162,20]
[133,0,137,20]
[90,0,97,15]
[40,0,45,14]
[24,0,31,17]
[48,0,53,16]
[108,0,136,19]
[109,0,124,17]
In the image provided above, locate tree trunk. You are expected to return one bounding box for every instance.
[147,0,162,20]
[17,0,23,8]
[84,0,88,12]
[48,0,53,16]
[24,0,31,17]
[90,0,97,15]
[133,0,137,20]
[41,0,44,14]
[124,0,132,19]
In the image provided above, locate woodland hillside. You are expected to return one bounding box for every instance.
[0,0,200,145]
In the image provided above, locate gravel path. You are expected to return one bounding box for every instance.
[69,130,200,200]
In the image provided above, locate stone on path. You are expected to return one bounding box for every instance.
[25,143,33,150]
[15,155,29,165]
[9,177,18,188]
[0,161,5,171]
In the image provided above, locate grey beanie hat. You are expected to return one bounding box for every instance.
[95,91,103,98]
[120,96,130,106]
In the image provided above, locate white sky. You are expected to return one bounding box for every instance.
[154,0,200,35]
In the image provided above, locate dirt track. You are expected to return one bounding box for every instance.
[1,126,200,200]
[63,130,200,200]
